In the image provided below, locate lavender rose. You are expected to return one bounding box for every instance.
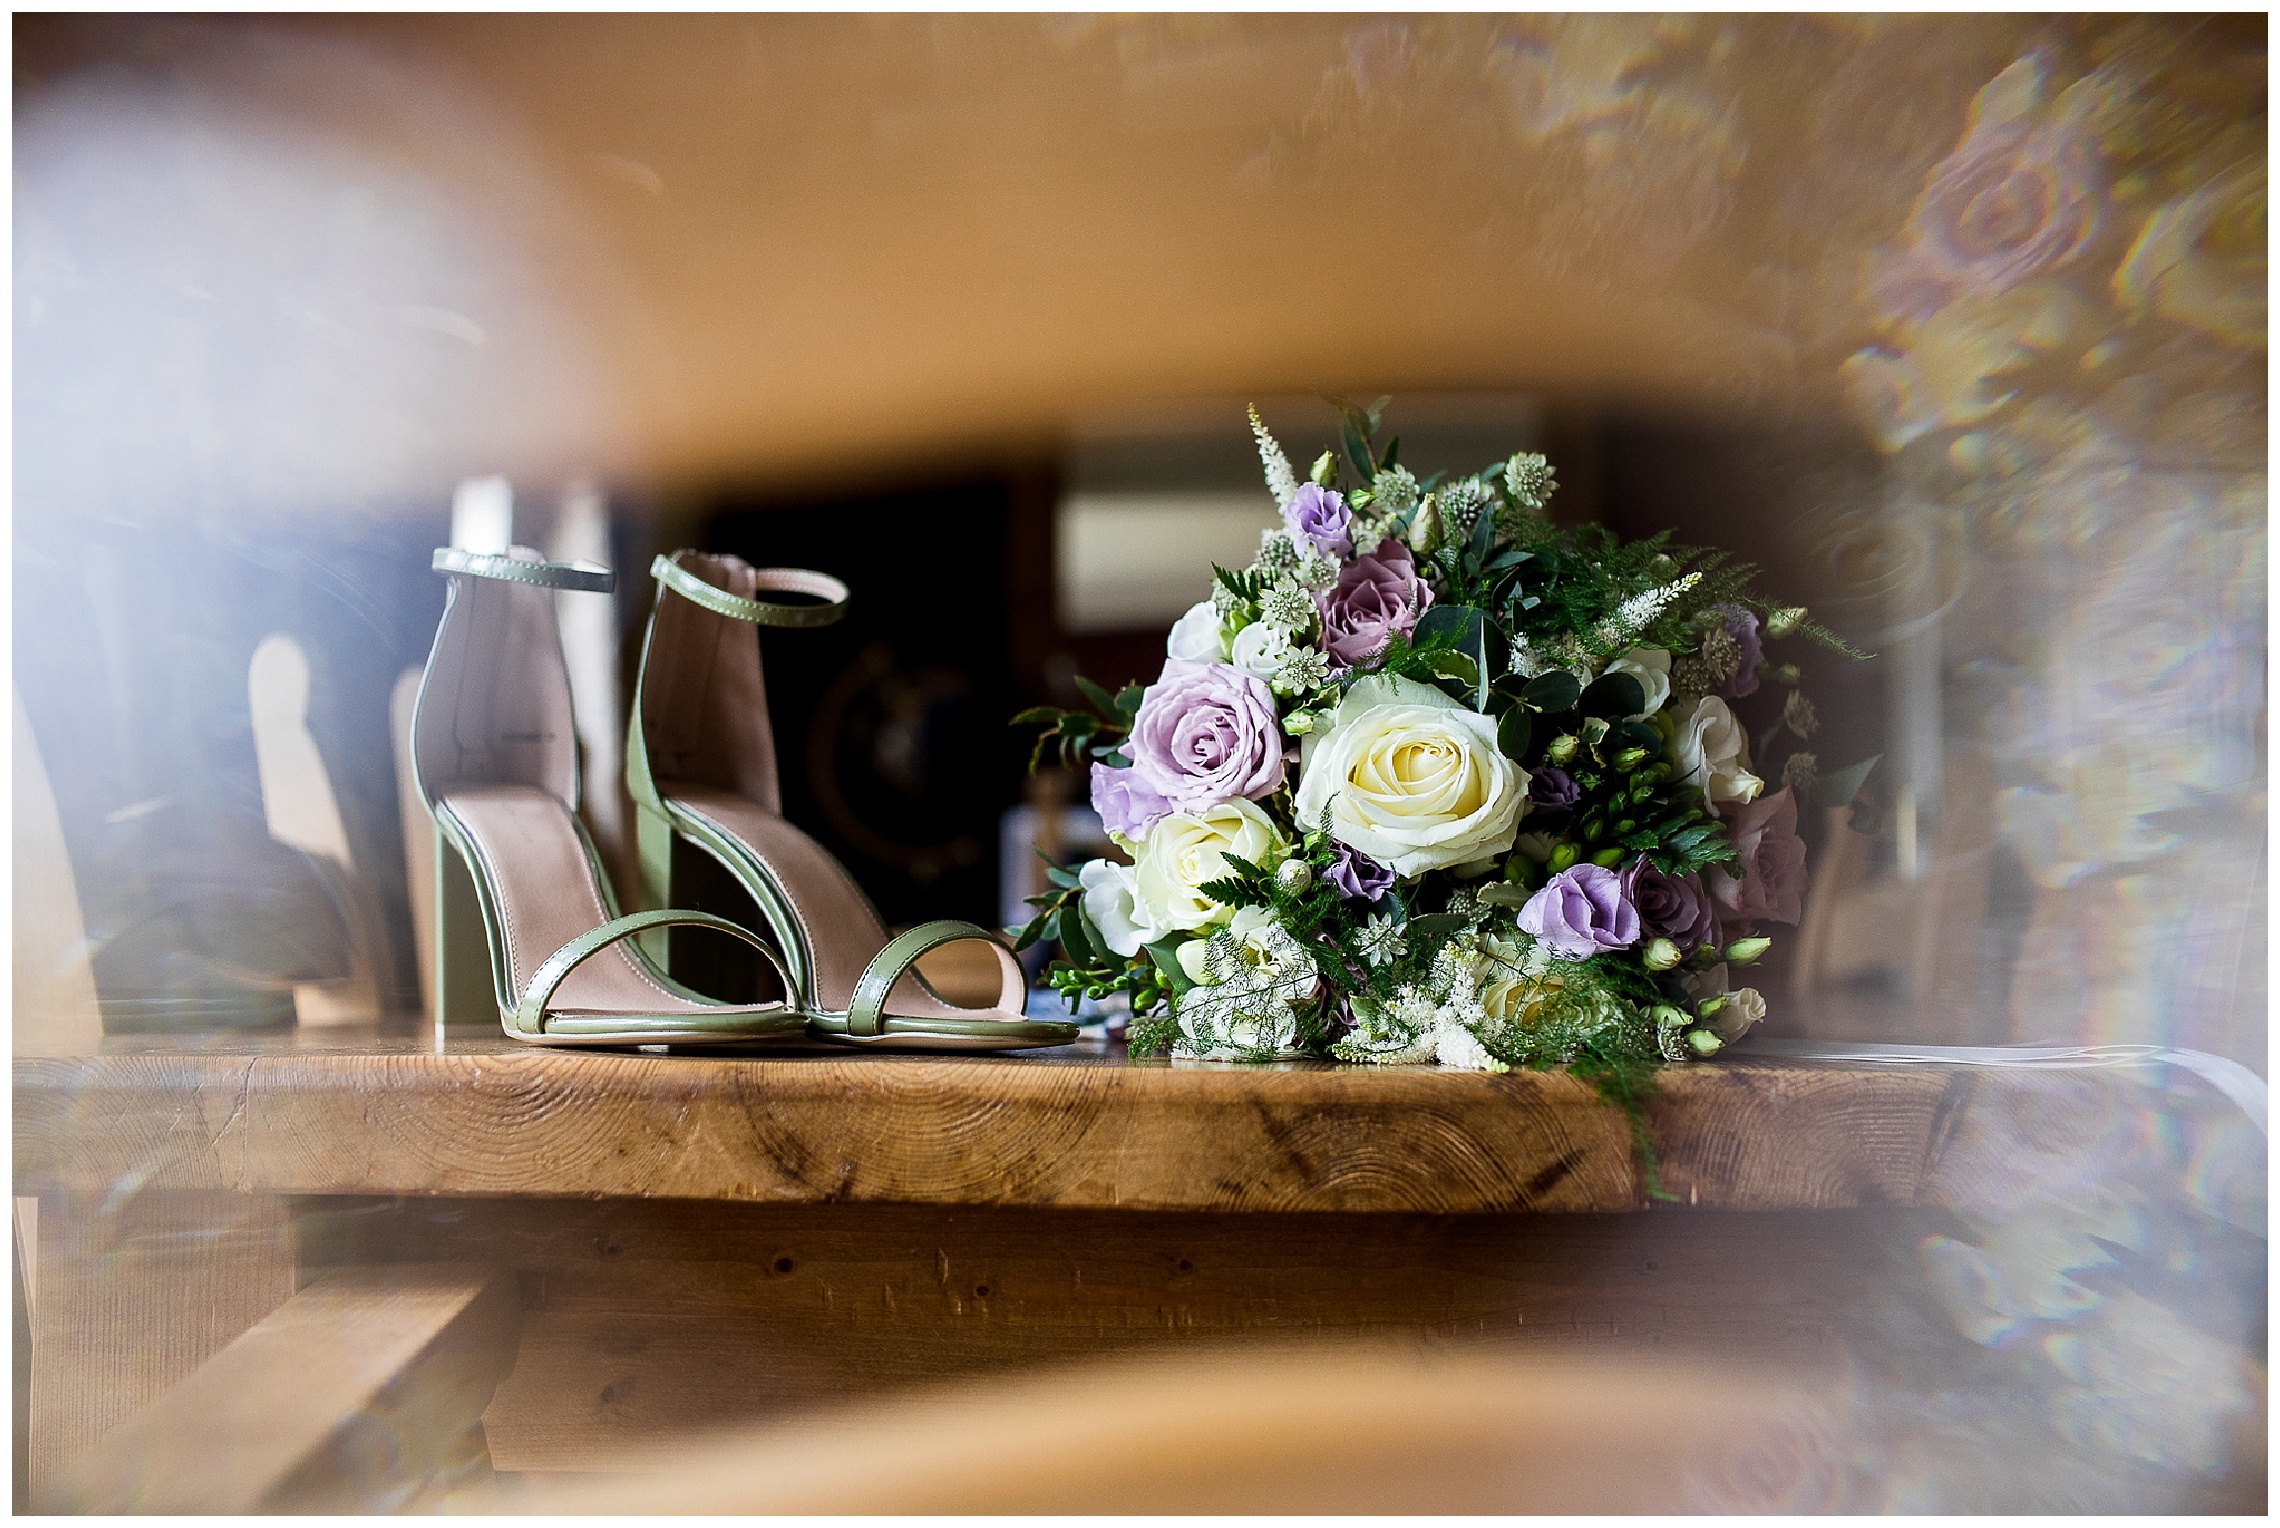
[1324,841,1395,903]
[1317,542,1433,672]
[1707,788,1809,925]
[1712,604,1763,699]
[1516,863,1640,961]
[1527,765,1582,818]
[1283,483,1353,560]
[1619,856,1718,951]
[1090,761,1171,841]
[1128,659,1286,811]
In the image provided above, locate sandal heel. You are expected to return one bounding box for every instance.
[431,822,501,1036]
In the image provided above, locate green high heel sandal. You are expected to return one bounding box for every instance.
[627,550,1079,1052]
[414,546,808,1047]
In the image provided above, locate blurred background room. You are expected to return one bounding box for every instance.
[12,11,2267,1514]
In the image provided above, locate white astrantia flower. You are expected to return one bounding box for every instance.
[1295,674,1528,875]
[1253,528,1301,577]
[1076,858,1165,958]
[1171,906,1316,1060]
[1230,620,1294,685]
[1604,648,1672,716]
[1371,463,1421,517]
[1249,403,1300,509]
[1669,695,1763,806]
[1259,580,1316,633]
[1503,452,1556,512]
[1167,600,1227,662]
[1595,572,1701,649]
[1271,646,1331,697]
[1357,911,1408,967]
[1291,553,1340,593]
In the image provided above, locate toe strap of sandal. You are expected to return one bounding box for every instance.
[515,910,789,1036]
[846,920,1027,1038]
[653,552,849,629]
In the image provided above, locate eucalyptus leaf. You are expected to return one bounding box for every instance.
[1058,898,1099,966]
[1521,671,1583,712]
[1497,707,1533,763]
[1424,650,1480,687]
[1144,935,1198,995]
[1579,672,1647,720]
[1475,882,1530,908]
[1403,913,1469,943]
[1074,675,1122,719]
[1341,420,1377,483]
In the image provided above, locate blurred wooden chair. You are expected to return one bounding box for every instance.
[503,1344,1835,1515]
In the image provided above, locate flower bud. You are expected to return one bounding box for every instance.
[1765,606,1807,640]
[1590,847,1626,869]
[1546,734,1580,765]
[1651,1004,1690,1031]
[1547,842,1581,875]
[1686,1028,1725,1057]
[1310,450,1338,487]
[1612,746,1648,772]
[1724,936,1773,966]
[1410,498,1442,555]
[1503,853,1542,891]
[1695,994,1730,1017]
[1642,937,1683,971]
[1275,859,1314,895]
[1772,664,1802,686]
[1282,710,1316,737]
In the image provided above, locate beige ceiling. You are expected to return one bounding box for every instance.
[22,12,2212,499]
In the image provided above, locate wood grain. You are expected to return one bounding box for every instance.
[15,1039,1964,1213]
[28,1189,297,1505]
[298,1195,1909,1471]
[59,1262,519,1513]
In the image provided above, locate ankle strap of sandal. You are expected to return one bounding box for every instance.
[653,552,849,628]
[433,547,615,593]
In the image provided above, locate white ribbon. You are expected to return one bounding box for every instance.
[1748,1038,2268,1138]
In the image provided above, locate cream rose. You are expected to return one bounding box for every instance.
[1605,647,1672,716]
[1294,675,1526,876]
[1670,695,1763,806]
[1131,798,1289,936]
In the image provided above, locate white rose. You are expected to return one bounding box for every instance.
[1605,648,1671,716]
[1294,674,1527,876]
[1166,600,1225,662]
[1229,620,1293,684]
[1670,695,1763,805]
[1131,799,1289,936]
[1078,858,1160,957]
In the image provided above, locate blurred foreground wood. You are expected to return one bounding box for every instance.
[505,1344,1818,1514]
[57,1263,517,1514]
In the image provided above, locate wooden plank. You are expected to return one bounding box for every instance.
[509,1344,1816,1513]
[298,1195,1904,1472]
[28,1189,297,1507]
[15,1043,1962,1212]
[57,1262,519,1514]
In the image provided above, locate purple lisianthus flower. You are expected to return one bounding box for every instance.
[1515,863,1640,961]
[1316,542,1433,672]
[1324,841,1395,903]
[1527,766,1582,818]
[1712,603,1763,699]
[1618,856,1718,951]
[1283,483,1353,560]
[1127,659,1286,810]
[1707,788,1809,925]
[1089,761,1171,840]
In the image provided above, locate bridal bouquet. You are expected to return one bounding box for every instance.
[1014,400,1861,1080]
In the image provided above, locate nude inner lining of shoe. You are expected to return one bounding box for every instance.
[665,784,1023,1022]
[442,784,784,1018]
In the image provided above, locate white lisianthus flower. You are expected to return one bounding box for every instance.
[1605,648,1672,717]
[1713,986,1768,1043]
[1077,858,1161,958]
[1669,695,1764,805]
[1230,620,1294,685]
[1131,799,1289,936]
[1167,599,1227,662]
[1294,675,1527,876]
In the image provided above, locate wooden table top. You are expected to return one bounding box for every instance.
[12,1024,1992,1214]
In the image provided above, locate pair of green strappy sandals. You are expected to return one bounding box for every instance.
[412,545,1078,1051]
